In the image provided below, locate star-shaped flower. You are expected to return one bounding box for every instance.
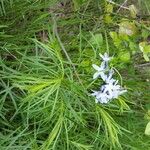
[99,52,112,62]
[92,63,107,80]
[91,52,127,104]
[91,90,109,104]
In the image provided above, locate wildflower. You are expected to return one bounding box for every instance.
[99,52,112,62]
[92,63,107,80]
[91,52,127,104]
[91,90,109,104]
[103,81,126,99]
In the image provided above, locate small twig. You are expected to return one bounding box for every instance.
[117,0,128,13]
[135,63,150,68]
[107,0,129,10]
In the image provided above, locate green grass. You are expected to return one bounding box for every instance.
[0,0,150,150]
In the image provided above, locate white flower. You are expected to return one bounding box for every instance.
[104,80,120,92]
[103,82,122,98]
[91,90,109,104]
[91,52,127,104]
[99,52,112,62]
[92,53,112,80]
[92,64,107,80]
[92,82,127,104]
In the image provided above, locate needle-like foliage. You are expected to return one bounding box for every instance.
[0,0,150,150]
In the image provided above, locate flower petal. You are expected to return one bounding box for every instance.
[119,90,127,95]
[92,64,100,71]
[100,96,109,103]
[99,53,105,60]
[93,72,100,79]
[99,52,111,62]
[100,72,107,81]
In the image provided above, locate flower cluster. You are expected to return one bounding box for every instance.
[91,53,127,104]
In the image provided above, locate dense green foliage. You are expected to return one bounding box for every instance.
[0,0,150,149]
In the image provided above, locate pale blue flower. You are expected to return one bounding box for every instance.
[92,63,107,80]
[103,82,124,99]
[99,52,112,62]
[91,52,127,104]
[91,90,109,103]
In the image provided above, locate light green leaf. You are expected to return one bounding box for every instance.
[119,21,137,36]
[139,42,150,61]
[129,5,138,18]
[80,59,90,67]
[105,4,113,13]
[110,31,121,47]
[90,33,103,47]
[143,53,149,61]
[104,14,112,24]
[119,51,130,62]
[145,121,150,135]
[139,42,147,52]
[144,45,150,53]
